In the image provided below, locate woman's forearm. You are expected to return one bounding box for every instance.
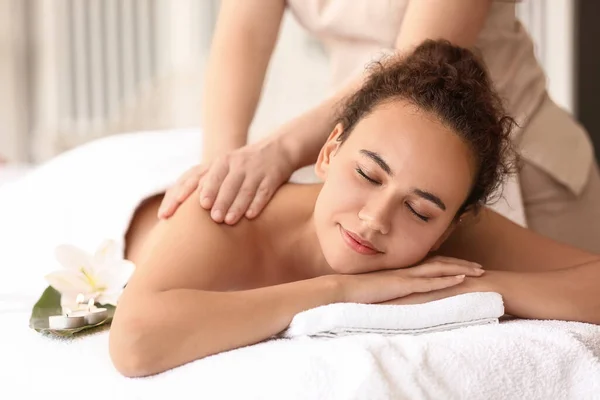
[201,1,285,159]
[110,276,338,377]
[385,260,600,325]
[485,261,600,324]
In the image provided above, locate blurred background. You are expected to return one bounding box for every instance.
[0,0,597,178]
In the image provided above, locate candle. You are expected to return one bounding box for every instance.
[83,307,108,325]
[48,314,86,329]
[61,293,90,313]
[82,297,108,325]
[48,296,109,330]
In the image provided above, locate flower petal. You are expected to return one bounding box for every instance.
[45,270,90,294]
[55,244,93,271]
[93,239,122,268]
[96,290,122,306]
[95,260,136,291]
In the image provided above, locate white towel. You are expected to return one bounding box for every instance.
[281,292,504,338]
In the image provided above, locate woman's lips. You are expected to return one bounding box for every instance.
[339,225,380,255]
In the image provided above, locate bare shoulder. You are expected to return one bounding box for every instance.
[438,207,599,272]
[125,188,262,294]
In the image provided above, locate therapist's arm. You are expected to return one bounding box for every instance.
[277,0,494,169]
[202,0,285,160]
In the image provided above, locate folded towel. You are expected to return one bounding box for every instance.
[280,292,504,338]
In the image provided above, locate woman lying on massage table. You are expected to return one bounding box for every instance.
[109,40,600,377]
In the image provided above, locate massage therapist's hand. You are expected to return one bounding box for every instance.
[335,256,485,305]
[157,138,296,223]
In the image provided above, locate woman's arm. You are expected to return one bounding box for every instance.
[278,0,494,169]
[111,273,337,378]
[400,208,600,324]
[202,0,285,159]
[110,193,338,377]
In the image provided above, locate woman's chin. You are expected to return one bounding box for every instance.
[327,259,372,275]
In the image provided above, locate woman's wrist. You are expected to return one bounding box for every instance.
[314,275,346,304]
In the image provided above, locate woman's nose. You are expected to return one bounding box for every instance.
[358,196,393,235]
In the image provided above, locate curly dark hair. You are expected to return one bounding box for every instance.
[336,39,517,216]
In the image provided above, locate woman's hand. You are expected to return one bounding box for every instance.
[157,138,296,224]
[335,256,486,305]
[379,262,496,306]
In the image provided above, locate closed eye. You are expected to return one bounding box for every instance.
[356,167,381,185]
[406,203,429,222]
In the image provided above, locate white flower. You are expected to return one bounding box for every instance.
[45,239,135,307]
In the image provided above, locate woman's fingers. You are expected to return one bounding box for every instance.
[426,255,481,268]
[406,257,482,278]
[410,275,467,293]
[411,263,484,278]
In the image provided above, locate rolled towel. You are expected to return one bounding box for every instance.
[280,292,504,338]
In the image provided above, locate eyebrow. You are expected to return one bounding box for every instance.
[359,149,393,176]
[359,149,447,211]
[412,189,447,211]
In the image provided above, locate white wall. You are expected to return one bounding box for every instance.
[517,0,576,114]
[0,1,578,163]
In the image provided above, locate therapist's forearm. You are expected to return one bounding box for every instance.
[201,1,284,159]
[274,77,364,169]
[487,262,600,324]
[202,48,260,156]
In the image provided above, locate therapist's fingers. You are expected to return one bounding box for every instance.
[158,165,206,219]
[245,178,277,219]
[208,170,246,223]
[199,160,230,210]
[221,178,260,225]
[176,175,202,203]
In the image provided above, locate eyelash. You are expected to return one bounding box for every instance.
[355,167,380,185]
[407,204,429,222]
[355,167,430,222]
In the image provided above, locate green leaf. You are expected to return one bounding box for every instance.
[29,286,116,337]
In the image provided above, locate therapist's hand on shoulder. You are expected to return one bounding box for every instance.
[157,138,296,224]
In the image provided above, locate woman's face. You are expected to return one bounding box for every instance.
[313,100,476,274]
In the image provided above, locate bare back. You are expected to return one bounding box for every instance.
[124,183,322,295]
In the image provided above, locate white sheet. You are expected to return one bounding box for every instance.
[0,164,31,187]
[1,129,600,400]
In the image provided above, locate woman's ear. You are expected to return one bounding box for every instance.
[315,123,345,180]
